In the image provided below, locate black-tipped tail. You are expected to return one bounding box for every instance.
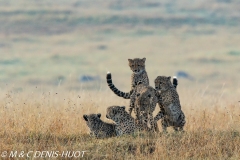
[106,72,132,99]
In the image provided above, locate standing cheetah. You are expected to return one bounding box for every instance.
[134,84,160,132]
[154,76,186,132]
[106,57,178,114]
[106,58,149,99]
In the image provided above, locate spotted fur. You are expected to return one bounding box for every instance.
[106,58,178,100]
[154,76,186,132]
[83,113,116,138]
[134,85,160,132]
[106,106,142,136]
[106,58,149,99]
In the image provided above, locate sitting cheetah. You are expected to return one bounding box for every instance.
[83,113,116,138]
[154,76,186,132]
[106,106,144,136]
[131,82,159,132]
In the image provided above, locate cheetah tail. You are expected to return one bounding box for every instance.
[106,72,131,99]
[173,76,178,89]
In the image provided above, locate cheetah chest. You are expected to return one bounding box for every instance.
[164,103,181,123]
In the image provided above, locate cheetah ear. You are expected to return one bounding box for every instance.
[121,106,126,110]
[168,76,171,80]
[128,59,133,63]
[97,113,101,118]
[154,76,159,82]
[83,115,88,121]
[142,58,146,62]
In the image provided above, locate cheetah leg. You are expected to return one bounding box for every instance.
[135,108,140,120]
[147,115,159,132]
[153,121,159,132]
[161,119,168,133]
[154,111,164,121]
[129,90,136,116]
[178,113,186,132]
[129,100,134,116]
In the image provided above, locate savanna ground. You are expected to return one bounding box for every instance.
[0,0,240,159]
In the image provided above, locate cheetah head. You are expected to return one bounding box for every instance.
[136,86,156,112]
[106,106,126,122]
[128,58,146,74]
[83,113,102,131]
[154,76,172,92]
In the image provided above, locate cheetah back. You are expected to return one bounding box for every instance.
[154,76,186,130]
[106,106,139,136]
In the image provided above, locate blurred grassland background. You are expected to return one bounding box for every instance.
[0,0,240,159]
[0,0,240,94]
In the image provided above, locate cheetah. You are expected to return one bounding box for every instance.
[134,85,160,132]
[106,106,145,136]
[129,82,157,116]
[83,113,116,138]
[106,58,149,99]
[106,57,178,109]
[154,76,186,132]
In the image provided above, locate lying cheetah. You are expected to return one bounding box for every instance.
[154,76,186,132]
[83,113,116,138]
[106,106,145,136]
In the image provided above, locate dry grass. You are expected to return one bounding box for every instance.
[0,0,240,159]
[0,86,240,159]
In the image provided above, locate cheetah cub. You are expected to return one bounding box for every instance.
[83,113,116,138]
[106,58,149,99]
[135,87,160,132]
[154,76,186,132]
[106,106,144,136]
